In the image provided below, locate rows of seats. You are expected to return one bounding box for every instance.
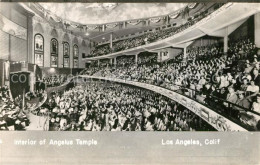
[0,86,29,130]
[42,74,67,87]
[82,38,260,130]
[44,81,216,131]
[88,4,223,57]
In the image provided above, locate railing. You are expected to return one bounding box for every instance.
[82,75,259,131]
[133,77,260,131]
[86,3,225,58]
[28,92,48,115]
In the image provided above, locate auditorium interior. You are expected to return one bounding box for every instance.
[0,2,260,131]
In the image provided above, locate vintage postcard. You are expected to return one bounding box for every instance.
[0,1,259,164]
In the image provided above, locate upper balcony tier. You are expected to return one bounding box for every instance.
[83,3,260,61]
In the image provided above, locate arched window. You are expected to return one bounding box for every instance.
[34,34,44,67]
[63,42,70,68]
[50,38,58,67]
[73,44,79,68]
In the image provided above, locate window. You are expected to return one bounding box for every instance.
[50,38,58,67]
[73,44,79,68]
[63,42,70,68]
[34,34,44,67]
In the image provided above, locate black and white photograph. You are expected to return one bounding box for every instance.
[0,1,260,164]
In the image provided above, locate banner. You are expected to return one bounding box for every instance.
[149,17,161,23]
[169,12,180,19]
[188,3,197,9]
[106,23,118,29]
[87,25,98,30]
[127,20,141,26]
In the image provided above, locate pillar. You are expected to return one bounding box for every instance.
[110,58,113,65]
[146,20,150,26]
[183,47,187,61]
[135,54,138,64]
[27,14,34,63]
[157,52,161,62]
[102,25,105,32]
[97,60,100,67]
[224,27,228,53]
[110,33,113,48]
[114,57,117,66]
[255,13,260,48]
[3,61,10,87]
[166,16,169,25]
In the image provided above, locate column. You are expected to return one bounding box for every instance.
[27,14,34,63]
[3,61,10,87]
[146,20,150,26]
[224,27,228,54]
[102,25,105,32]
[97,60,100,67]
[114,57,117,66]
[110,58,113,65]
[166,16,169,25]
[110,33,113,48]
[255,13,260,48]
[135,54,138,64]
[183,47,187,61]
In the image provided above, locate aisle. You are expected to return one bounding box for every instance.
[25,113,49,131]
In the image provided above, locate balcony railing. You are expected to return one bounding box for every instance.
[86,3,225,58]
[80,75,259,131]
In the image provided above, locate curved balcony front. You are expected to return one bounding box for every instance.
[83,3,260,61]
[78,75,260,131]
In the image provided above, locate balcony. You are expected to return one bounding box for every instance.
[84,3,260,61]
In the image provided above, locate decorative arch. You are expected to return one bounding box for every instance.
[82,40,87,47]
[34,33,44,67]
[73,44,79,68]
[34,23,44,33]
[63,42,70,68]
[50,38,58,67]
[73,37,79,44]
[50,29,59,38]
[63,33,70,42]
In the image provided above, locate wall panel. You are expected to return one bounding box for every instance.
[10,36,27,62]
[0,30,9,60]
[11,9,27,28]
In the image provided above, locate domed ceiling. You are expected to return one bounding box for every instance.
[39,3,187,24]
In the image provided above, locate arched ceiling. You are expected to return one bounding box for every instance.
[39,3,187,24]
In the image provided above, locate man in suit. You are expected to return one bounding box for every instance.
[225,86,238,105]
[252,68,260,88]
[224,86,238,115]
[234,91,250,112]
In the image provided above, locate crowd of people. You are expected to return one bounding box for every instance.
[42,74,67,87]
[43,81,215,131]
[88,4,222,57]
[185,43,223,61]
[82,38,260,130]
[116,56,135,66]
[25,89,45,101]
[0,86,29,131]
